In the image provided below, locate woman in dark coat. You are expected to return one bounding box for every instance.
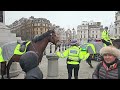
[19,51,43,79]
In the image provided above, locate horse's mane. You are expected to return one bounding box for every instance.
[32,30,55,43]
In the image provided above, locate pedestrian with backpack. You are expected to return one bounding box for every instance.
[92,45,120,79]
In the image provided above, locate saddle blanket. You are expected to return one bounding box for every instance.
[1,41,17,61]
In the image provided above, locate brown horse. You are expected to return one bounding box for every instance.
[1,29,60,79]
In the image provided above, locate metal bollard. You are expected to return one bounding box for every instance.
[46,54,59,79]
[50,44,52,53]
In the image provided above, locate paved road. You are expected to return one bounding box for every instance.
[12,55,100,79]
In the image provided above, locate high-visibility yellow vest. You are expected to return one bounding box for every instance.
[56,46,81,65]
[14,41,31,55]
[0,47,5,62]
[102,30,110,41]
[79,44,90,61]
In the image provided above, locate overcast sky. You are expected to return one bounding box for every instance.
[5,11,117,30]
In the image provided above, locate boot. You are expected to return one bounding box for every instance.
[90,64,93,68]
[74,76,78,79]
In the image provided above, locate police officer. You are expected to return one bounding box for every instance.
[86,43,96,68]
[80,43,93,68]
[56,40,82,79]
[101,26,112,46]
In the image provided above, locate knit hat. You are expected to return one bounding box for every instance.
[100,46,120,58]
[19,51,39,72]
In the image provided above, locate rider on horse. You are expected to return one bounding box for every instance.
[101,26,112,46]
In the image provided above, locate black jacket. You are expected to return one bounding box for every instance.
[19,51,43,79]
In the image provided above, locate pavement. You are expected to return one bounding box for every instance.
[11,55,100,79]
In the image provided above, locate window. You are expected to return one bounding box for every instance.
[43,24,45,26]
[115,28,117,34]
[38,23,40,26]
[84,35,85,38]
[96,35,97,38]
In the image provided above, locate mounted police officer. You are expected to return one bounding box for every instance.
[56,39,83,79]
[101,26,112,46]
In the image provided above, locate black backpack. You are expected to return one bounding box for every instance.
[98,61,120,79]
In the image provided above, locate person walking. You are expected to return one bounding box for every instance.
[92,46,120,79]
[19,51,43,79]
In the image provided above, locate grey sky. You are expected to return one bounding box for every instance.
[5,11,116,30]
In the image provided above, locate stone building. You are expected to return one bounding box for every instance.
[65,29,72,44]
[77,20,103,44]
[114,11,120,39]
[52,24,66,44]
[8,16,52,40]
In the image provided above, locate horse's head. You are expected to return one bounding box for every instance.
[49,30,60,45]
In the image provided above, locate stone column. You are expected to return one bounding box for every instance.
[46,54,59,79]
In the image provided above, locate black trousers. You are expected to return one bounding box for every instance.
[101,39,111,46]
[86,55,93,68]
[67,64,79,79]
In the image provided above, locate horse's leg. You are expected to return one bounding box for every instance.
[6,59,14,79]
[1,62,7,79]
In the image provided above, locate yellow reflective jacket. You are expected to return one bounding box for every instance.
[101,30,110,41]
[79,44,90,61]
[14,41,31,55]
[56,46,82,65]
[0,47,5,62]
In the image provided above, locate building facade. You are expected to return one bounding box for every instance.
[8,16,52,40]
[53,24,66,44]
[65,29,72,44]
[115,11,120,39]
[77,21,103,44]
[109,23,115,39]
